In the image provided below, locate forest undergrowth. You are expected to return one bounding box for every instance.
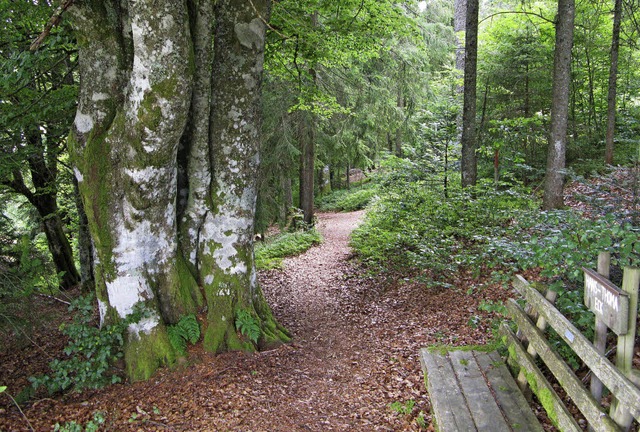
[1,164,639,431]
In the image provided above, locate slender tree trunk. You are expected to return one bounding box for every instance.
[605,0,622,165]
[281,175,292,226]
[298,113,305,208]
[41,209,80,290]
[301,112,315,226]
[8,130,81,290]
[454,0,466,136]
[461,0,478,188]
[395,93,404,158]
[585,48,597,135]
[395,62,405,158]
[543,0,575,209]
[454,0,466,73]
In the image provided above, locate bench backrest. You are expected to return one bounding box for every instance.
[501,273,640,432]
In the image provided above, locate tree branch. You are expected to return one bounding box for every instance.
[30,0,75,52]
[479,10,554,26]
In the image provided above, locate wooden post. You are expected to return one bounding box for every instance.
[610,267,640,430]
[590,253,610,405]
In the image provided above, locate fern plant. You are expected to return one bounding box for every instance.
[235,309,261,343]
[167,314,200,355]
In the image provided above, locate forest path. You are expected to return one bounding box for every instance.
[2,210,509,431]
[253,210,427,431]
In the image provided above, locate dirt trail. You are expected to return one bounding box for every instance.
[1,210,507,431]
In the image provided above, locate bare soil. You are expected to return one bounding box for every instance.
[2,211,536,431]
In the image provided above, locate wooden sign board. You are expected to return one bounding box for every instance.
[583,268,629,335]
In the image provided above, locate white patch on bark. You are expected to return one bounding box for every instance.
[123,166,174,198]
[129,21,152,115]
[250,266,257,290]
[162,40,174,56]
[229,160,240,174]
[202,212,250,275]
[113,215,172,273]
[128,316,160,339]
[73,167,84,183]
[98,298,108,326]
[242,74,257,90]
[74,111,94,133]
[161,15,174,31]
[234,18,265,50]
[106,275,154,318]
[91,92,110,102]
[105,65,118,82]
[554,139,563,154]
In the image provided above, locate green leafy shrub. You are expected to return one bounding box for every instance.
[30,295,148,394]
[255,229,322,269]
[351,175,535,283]
[167,314,200,355]
[317,186,377,212]
[235,309,261,343]
[53,412,105,432]
[490,209,639,338]
[389,399,415,415]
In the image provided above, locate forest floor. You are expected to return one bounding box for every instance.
[0,209,534,432]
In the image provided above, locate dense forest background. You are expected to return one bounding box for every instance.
[1,0,640,428]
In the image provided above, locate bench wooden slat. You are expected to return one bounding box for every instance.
[449,350,512,432]
[478,351,544,432]
[421,348,543,431]
[513,275,640,423]
[500,323,582,432]
[506,299,621,432]
[420,348,476,431]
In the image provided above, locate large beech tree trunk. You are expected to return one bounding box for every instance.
[69,0,288,382]
[543,0,575,209]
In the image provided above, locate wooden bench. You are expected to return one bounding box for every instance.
[420,255,640,431]
[420,348,543,431]
[501,263,640,431]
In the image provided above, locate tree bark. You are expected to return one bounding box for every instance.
[605,0,622,165]
[543,0,575,209]
[281,175,292,226]
[454,0,466,73]
[395,90,404,158]
[204,0,288,352]
[73,177,94,291]
[300,111,316,226]
[69,0,287,381]
[460,0,478,188]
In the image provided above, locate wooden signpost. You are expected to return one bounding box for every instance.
[583,267,629,336]
[582,252,639,431]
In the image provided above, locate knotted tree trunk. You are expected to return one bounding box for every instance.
[68,0,288,382]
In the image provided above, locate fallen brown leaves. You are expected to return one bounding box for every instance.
[1,211,540,431]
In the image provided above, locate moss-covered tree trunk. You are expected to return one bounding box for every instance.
[68,0,287,382]
[202,0,289,352]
